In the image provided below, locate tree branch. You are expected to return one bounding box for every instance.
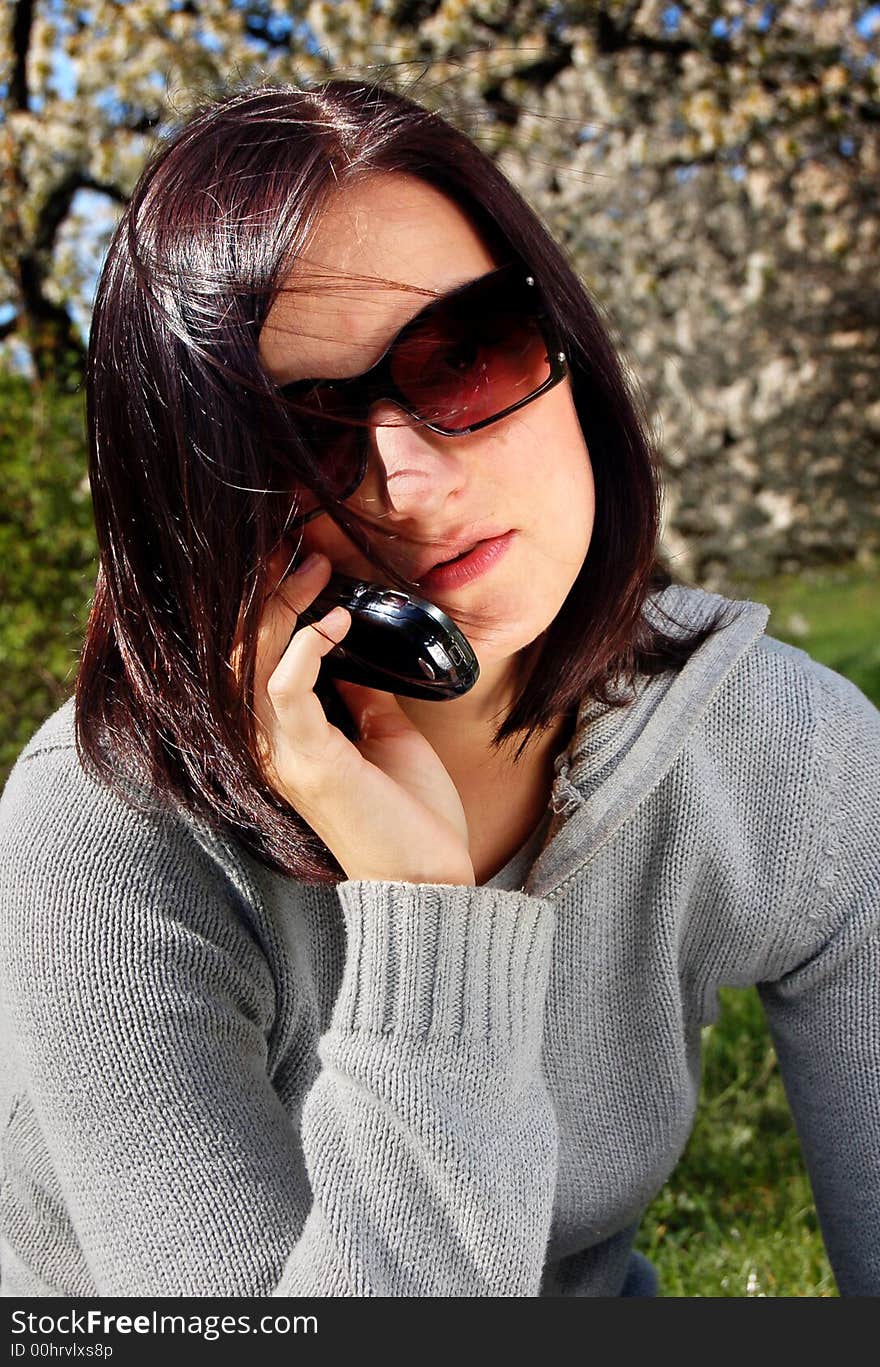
[33,173,127,259]
[10,0,35,112]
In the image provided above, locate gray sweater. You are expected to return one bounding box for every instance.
[1,585,878,1297]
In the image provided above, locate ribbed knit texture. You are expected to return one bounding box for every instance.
[0,585,878,1296]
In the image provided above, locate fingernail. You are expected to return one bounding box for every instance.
[297,552,324,574]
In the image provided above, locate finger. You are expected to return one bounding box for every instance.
[268,549,333,613]
[268,605,351,712]
[230,550,331,691]
[253,552,333,701]
[264,541,299,596]
[331,677,417,741]
[258,605,353,773]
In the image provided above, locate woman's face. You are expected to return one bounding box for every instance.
[259,171,595,678]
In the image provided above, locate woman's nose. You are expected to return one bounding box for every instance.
[353,399,468,520]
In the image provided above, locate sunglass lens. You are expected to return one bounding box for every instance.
[288,393,365,519]
[390,280,552,431]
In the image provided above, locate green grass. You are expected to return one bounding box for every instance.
[635,559,879,1296]
[738,558,880,707]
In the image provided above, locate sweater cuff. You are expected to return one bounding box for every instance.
[333,881,555,1053]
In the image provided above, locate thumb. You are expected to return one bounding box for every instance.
[331,677,418,741]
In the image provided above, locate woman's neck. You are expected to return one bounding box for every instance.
[396,648,572,784]
[452,716,570,884]
[396,668,574,883]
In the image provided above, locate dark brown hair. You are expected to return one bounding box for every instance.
[76,78,733,884]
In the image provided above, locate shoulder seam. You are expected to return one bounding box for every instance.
[791,661,850,936]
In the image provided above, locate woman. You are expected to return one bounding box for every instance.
[1,80,877,1298]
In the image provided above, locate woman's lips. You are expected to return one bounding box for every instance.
[416,530,516,592]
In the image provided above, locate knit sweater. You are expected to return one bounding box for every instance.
[1,584,878,1297]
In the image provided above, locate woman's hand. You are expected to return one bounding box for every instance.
[247,549,475,886]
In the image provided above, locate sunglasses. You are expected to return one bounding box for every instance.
[278,262,568,527]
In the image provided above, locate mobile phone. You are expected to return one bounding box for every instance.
[292,571,480,701]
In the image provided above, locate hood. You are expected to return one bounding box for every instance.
[529,583,770,897]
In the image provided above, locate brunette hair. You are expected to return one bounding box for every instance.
[76,78,733,883]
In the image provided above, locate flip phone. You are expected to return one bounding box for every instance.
[292,570,480,701]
